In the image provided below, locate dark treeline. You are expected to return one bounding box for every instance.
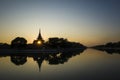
[0,37,86,49]
[0,43,10,49]
[92,41,120,48]
[92,41,120,54]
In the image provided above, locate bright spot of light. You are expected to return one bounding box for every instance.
[37,41,41,44]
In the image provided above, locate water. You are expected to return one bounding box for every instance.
[0,49,120,80]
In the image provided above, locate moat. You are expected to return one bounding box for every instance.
[0,49,120,80]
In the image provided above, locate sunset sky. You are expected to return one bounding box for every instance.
[0,0,120,46]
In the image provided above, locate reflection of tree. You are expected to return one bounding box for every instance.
[94,48,120,54]
[31,49,85,71]
[45,52,67,65]
[10,55,27,65]
[92,41,120,54]
[105,49,120,54]
[45,49,85,65]
[9,48,85,71]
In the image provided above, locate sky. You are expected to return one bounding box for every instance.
[0,0,120,46]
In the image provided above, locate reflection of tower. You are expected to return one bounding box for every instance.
[33,29,44,45]
[33,56,44,72]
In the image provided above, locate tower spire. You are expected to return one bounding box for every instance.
[39,28,41,34]
[37,28,42,40]
[33,28,44,45]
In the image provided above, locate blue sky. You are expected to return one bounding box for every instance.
[0,0,120,46]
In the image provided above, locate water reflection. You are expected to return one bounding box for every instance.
[0,48,85,71]
[93,48,120,54]
[0,49,120,80]
[11,56,27,66]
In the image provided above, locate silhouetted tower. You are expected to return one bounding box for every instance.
[33,29,44,45]
[37,29,43,40]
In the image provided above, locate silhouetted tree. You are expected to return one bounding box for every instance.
[11,37,27,48]
[45,37,86,49]
[105,42,113,47]
[0,43,10,49]
[92,41,120,54]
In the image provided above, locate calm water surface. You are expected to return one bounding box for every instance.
[0,49,120,80]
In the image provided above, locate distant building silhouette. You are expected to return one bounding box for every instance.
[33,29,44,45]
